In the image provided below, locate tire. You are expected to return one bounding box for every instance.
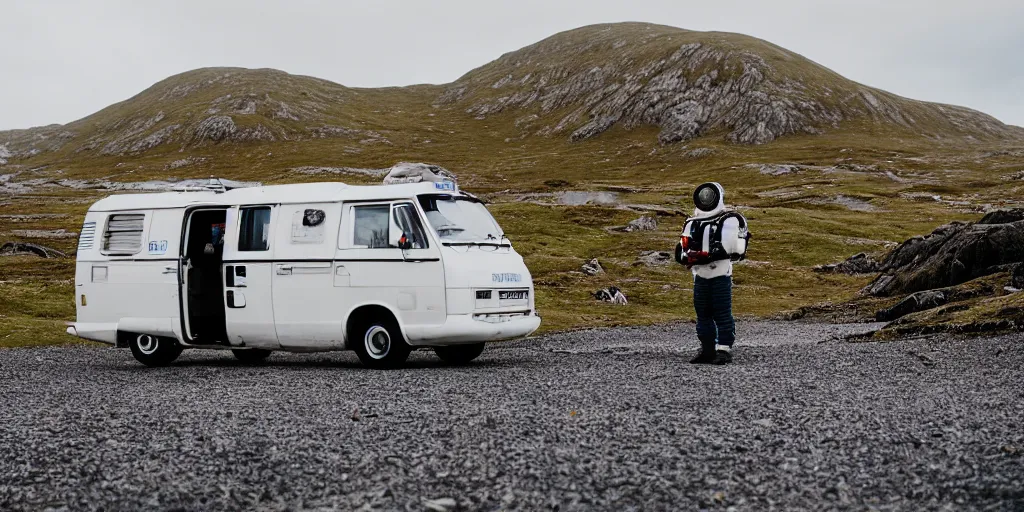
[433,343,485,365]
[352,317,410,369]
[128,334,183,367]
[232,349,273,363]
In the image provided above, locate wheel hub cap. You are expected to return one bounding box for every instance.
[365,326,390,359]
[137,334,158,355]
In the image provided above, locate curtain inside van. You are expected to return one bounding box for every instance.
[103,214,145,253]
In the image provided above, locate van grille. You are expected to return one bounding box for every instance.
[78,221,96,250]
[102,214,145,253]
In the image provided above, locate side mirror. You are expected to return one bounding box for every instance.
[397,233,412,251]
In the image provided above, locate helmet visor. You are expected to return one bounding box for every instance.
[693,183,721,211]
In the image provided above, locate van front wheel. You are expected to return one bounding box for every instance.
[128,334,183,367]
[353,319,410,369]
[433,343,485,365]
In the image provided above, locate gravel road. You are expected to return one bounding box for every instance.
[1,321,1022,511]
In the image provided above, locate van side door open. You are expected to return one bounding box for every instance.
[222,205,280,349]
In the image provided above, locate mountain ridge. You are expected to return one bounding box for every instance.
[1,22,1022,166]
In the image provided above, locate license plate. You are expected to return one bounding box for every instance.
[499,290,528,301]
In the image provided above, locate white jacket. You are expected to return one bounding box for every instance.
[682,183,747,279]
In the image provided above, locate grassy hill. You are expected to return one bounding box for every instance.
[2,22,1023,346]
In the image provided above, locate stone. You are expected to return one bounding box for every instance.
[581,258,604,276]
[624,216,657,232]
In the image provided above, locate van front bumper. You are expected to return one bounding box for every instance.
[405,313,541,346]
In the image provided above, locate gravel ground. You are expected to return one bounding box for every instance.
[1,321,1022,511]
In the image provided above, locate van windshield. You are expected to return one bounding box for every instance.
[417,194,505,245]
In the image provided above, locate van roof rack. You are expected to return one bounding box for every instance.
[172,177,262,193]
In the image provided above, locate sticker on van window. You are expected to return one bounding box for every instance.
[433,181,456,191]
[148,240,168,255]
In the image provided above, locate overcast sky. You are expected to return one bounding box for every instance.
[2,0,1022,130]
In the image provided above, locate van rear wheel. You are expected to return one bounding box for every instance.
[232,349,272,363]
[433,343,485,365]
[353,318,410,369]
[128,334,183,367]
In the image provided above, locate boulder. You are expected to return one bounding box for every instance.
[875,290,947,322]
[814,252,879,275]
[863,211,1024,297]
[623,216,657,232]
[581,258,604,276]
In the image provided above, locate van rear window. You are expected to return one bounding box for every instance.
[239,207,271,251]
[102,214,144,254]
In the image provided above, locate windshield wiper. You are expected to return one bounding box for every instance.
[442,241,511,247]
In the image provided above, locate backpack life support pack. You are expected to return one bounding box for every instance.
[674,210,751,267]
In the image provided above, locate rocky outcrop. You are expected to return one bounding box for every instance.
[814,253,880,275]
[863,210,1024,297]
[193,116,238,143]
[439,23,1022,146]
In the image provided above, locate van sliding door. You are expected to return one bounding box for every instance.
[222,205,280,349]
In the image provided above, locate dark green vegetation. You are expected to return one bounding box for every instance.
[2,23,1023,347]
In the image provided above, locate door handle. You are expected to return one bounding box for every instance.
[276,264,293,275]
[162,266,178,274]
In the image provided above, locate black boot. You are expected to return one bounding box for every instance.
[690,344,716,364]
[713,349,733,365]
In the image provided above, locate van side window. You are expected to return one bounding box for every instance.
[239,207,271,251]
[393,203,429,249]
[352,205,390,248]
[102,214,144,254]
[291,208,326,244]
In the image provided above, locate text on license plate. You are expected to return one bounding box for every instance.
[499,290,528,300]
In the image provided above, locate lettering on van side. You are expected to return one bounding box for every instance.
[433,181,456,191]
[492,273,522,283]
[148,240,168,255]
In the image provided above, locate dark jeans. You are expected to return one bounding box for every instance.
[693,275,735,349]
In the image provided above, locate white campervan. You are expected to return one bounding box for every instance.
[67,178,540,368]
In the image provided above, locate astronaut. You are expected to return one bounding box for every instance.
[675,182,750,365]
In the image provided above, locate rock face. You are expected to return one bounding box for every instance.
[439,23,1023,146]
[864,210,1024,297]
